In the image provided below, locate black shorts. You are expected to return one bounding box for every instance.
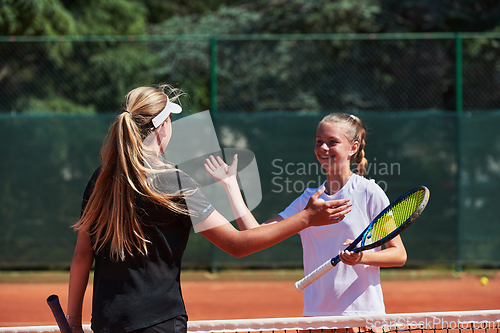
[128,315,188,333]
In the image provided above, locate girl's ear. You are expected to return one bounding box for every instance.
[157,118,169,135]
[349,141,360,159]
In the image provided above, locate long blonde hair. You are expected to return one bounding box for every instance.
[318,113,368,176]
[74,84,189,261]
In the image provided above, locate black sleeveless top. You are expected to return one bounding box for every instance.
[81,167,215,333]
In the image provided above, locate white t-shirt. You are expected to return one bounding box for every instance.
[279,174,389,317]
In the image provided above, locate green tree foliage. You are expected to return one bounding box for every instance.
[380,0,500,32]
[0,0,154,114]
[240,0,382,34]
[2,0,500,114]
[377,1,500,110]
[143,0,250,24]
[153,0,500,113]
[65,0,147,35]
[153,0,383,112]
[0,0,76,35]
[0,0,254,114]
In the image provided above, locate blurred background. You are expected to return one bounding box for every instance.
[1,0,500,271]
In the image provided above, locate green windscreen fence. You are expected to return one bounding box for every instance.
[2,33,500,116]
[1,111,499,269]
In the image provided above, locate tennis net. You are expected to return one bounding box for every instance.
[0,310,499,333]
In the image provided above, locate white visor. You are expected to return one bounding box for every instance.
[151,96,182,129]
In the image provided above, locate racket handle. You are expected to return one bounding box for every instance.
[47,294,72,333]
[295,256,338,292]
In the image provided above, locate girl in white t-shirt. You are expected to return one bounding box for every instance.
[204,113,406,318]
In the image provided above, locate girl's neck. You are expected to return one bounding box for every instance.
[324,171,353,195]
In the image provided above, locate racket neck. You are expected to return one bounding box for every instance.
[346,233,363,251]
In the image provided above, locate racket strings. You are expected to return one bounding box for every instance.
[365,189,426,245]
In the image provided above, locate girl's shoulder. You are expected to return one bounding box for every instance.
[349,174,388,203]
[351,174,383,192]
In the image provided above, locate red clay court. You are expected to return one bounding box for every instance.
[0,270,499,328]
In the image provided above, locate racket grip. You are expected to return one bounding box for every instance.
[47,294,72,333]
[295,258,335,292]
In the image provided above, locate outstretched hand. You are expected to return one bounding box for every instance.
[304,186,351,227]
[204,154,238,185]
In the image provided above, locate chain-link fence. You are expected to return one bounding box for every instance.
[1,33,500,269]
[2,33,500,115]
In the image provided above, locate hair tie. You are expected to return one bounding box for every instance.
[350,114,356,121]
[123,110,132,116]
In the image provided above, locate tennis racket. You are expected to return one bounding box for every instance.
[295,186,430,292]
[47,294,72,333]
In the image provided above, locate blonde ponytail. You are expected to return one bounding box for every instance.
[354,128,368,176]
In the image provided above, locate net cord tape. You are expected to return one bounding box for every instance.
[1,310,499,333]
